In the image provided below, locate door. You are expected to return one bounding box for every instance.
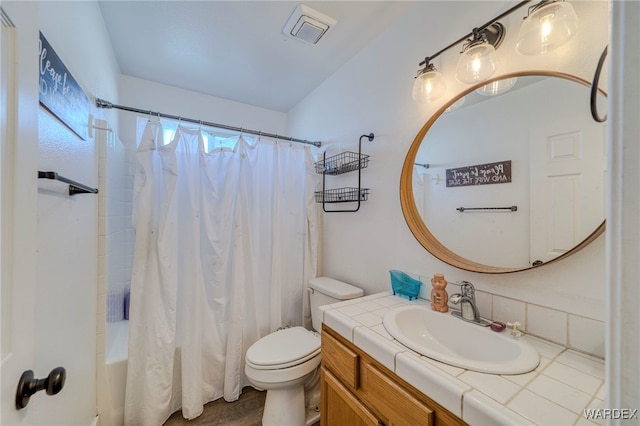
[529,112,606,264]
[1,3,47,424]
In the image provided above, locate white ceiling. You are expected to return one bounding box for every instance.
[98,1,415,112]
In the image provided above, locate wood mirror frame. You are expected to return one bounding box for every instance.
[400,71,606,274]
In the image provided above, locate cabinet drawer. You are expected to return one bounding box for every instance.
[361,361,433,426]
[322,326,360,389]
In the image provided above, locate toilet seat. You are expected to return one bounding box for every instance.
[246,327,320,370]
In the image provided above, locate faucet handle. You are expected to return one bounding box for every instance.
[449,294,462,304]
[506,321,523,339]
[454,281,475,298]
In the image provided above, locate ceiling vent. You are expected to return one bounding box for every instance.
[282,4,337,45]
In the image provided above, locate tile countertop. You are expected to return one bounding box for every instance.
[320,292,606,426]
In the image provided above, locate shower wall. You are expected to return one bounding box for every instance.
[103,126,136,322]
[96,119,136,425]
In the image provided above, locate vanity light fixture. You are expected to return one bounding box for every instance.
[516,0,579,55]
[455,23,504,84]
[476,77,518,96]
[412,58,447,102]
[411,1,582,103]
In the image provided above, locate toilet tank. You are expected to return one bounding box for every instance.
[309,277,364,332]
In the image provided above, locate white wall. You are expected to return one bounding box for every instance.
[289,1,609,354]
[34,1,120,424]
[117,75,289,148]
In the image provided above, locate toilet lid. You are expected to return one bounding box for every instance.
[246,326,320,369]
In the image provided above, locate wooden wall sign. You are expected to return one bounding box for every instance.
[446,160,512,188]
[39,32,90,140]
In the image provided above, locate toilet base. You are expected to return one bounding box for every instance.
[305,405,320,426]
[262,385,305,426]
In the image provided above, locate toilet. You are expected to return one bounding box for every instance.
[244,277,364,426]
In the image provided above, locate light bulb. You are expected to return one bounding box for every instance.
[455,42,499,84]
[516,1,579,55]
[412,69,446,102]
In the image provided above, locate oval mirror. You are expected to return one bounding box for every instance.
[401,72,607,273]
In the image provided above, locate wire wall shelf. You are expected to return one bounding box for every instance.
[313,133,374,212]
[314,187,370,204]
[314,151,370,175]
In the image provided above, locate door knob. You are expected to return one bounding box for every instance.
[15,367,66,409]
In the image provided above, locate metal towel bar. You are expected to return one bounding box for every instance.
[456,206,517,212]
[38,171,99,195]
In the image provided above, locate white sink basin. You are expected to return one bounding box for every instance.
[383,304,539,374]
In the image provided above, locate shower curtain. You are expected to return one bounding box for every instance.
[124,121,319,425]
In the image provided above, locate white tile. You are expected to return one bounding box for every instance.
[352,312,382,327]
[595,383,606,401]
[474,291,492,319]
[502,369,538,387]
[508,390,579,425]
[542,362,603,395]
[372,294,405,307]
[555,350,605,380]
[576,416,602,426]
[360,292,391,302]
[353,300,384,312]
[96,332,105,354]
[97,293,106,315]
[581,398,606,425]
[493,296,526,329]
[526,335,565,360]
[526,304,567,345]
[329,298,362,308]
[463,390,535,426]
[528,374,592,413]
[420,356,465,378]
[353,327,406,371]
[569,315,605,358]
[458,370,521,404]
[334,304,367,317]
[323,309,360,342]
[370,323,393,340]
[535,356,552,373]
[395,352,470,417]
[371,307,389,318]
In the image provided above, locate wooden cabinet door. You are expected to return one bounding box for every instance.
[360,361,433,426]
[321,368,381,426]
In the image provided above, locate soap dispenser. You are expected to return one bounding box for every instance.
[430,273,448,312]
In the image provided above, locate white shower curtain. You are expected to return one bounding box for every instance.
[124,121,318,425]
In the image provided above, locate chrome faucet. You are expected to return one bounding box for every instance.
[449,281,492,326]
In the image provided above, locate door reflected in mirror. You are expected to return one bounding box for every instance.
[404,72,607,273]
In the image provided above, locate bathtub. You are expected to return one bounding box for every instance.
[100,321,129,426]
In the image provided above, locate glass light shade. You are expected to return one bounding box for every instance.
[455,43,499,84]
[412,70,447,102]
[516,1,579,55]
[476,77,518,96]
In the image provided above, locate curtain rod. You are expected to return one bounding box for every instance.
[95,98,322,148]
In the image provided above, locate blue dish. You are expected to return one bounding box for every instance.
[389,270,422,300]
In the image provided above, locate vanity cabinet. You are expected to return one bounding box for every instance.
[320,324,466,426]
